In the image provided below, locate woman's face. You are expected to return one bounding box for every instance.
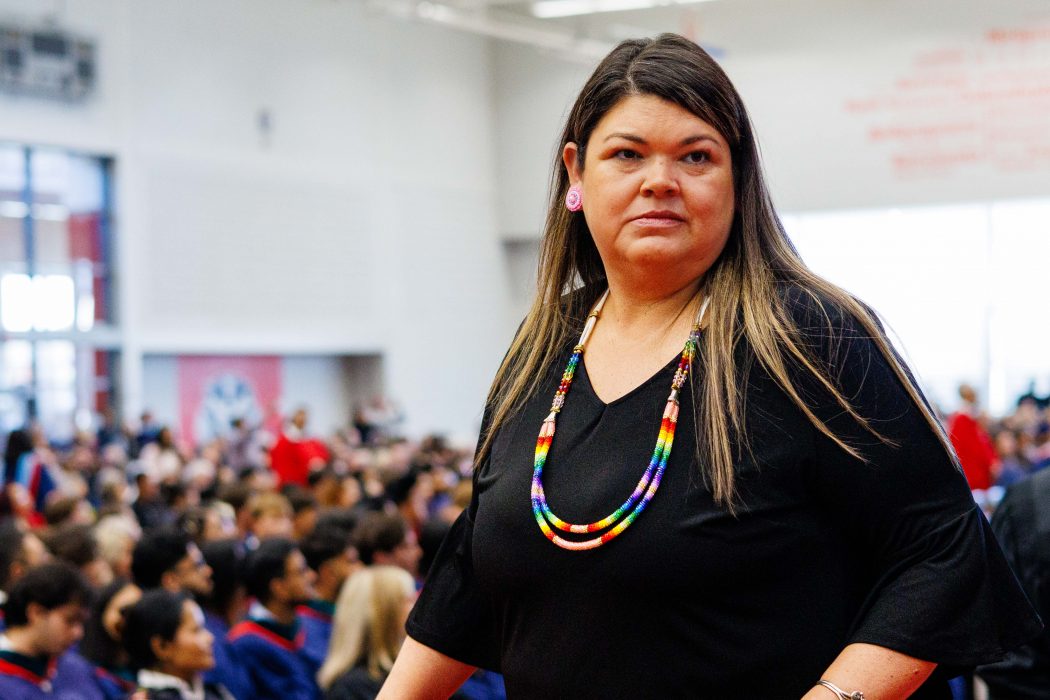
[563,94,735,288]
[155,601,215,678]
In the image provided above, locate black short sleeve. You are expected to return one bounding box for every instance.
[795,297,1042,665]
[406,411,501,671]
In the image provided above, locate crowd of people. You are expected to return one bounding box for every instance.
[947,383,1050,495]
[0,405,505,700]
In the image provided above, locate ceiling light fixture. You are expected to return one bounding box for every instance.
[532,0,718,19]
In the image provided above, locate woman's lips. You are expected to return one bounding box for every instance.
[632,211,685,227]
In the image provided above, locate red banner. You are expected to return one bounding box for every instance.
[177,355,281,446]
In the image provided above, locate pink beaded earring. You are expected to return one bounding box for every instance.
[565,185,583,212]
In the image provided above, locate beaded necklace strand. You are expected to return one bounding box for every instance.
[531,290,710,551]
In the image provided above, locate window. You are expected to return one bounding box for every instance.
[0,143,115,441]
[784,198,1050,416]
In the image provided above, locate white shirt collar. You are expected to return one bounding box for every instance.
[248,600,276,621]
[137,669,206,700]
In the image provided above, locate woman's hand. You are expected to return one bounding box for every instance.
[378,636,477,700]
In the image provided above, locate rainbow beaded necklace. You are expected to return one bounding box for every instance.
[531,290,709,551]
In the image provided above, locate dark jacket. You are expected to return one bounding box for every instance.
[977,469,1050,699]
[142,684,234,700]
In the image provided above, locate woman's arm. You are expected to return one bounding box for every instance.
[800,643,935,700]
[377,637,477,700]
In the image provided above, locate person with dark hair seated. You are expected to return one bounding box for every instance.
[122,589,232,700]
[132,473,170,531]
[198,539,250,700]
[286,488,319,541]
[131,528,213,597]
[0,561,91,699]
[176,506,227,548]
[351,512,420,579]
[298,526,362,677]
[78,578,142,699]
[41,522,112,589]
[312,509,357,538]
[0,521,51,632]
[228,538,318,700]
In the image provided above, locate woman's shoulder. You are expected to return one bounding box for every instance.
[772,281,936,427]
[772,281,886,364]
[776,282,872,335]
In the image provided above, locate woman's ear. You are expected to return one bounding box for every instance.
[562,142,583,186]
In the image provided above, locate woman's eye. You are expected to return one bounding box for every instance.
[683,151,710,164]
[613,149,641,160]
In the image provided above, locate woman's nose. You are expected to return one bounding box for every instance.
[640,158,680,196]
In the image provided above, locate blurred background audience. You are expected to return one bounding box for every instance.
[0,400,507,699]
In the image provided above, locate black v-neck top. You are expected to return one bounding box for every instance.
[407,293,1041,699]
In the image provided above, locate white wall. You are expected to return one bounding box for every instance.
[733,37,1050,212]
[0,0,512,438]
[491,19,1050,232]
[281,355,354,436]
[140,354,178,427]
[492,43,593,241]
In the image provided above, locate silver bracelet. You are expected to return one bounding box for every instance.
[817,679,865,700]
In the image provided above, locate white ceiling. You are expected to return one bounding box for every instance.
[367,0,1050,60]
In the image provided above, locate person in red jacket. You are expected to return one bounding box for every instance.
[947,384,999,491]
[269,408,328,488]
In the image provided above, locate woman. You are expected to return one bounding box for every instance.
[79,578,143,699]
[317,566,417,700]
[122,589,233,700]
[381,34,1040,699]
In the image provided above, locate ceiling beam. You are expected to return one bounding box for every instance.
[365,0,612,62]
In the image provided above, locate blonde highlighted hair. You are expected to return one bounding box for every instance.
[317,566,416,689]
[477,34,955,509]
